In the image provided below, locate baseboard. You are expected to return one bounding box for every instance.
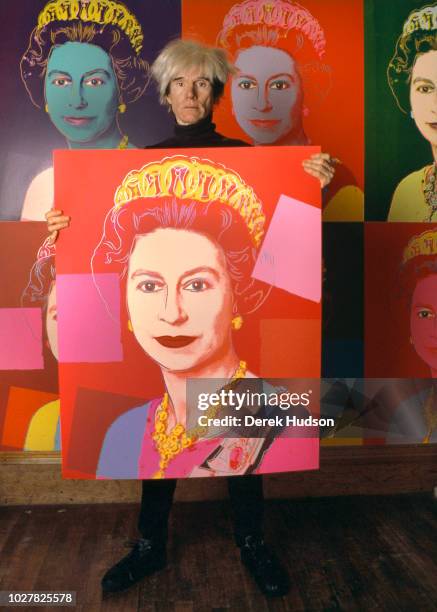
[1,446,436,505]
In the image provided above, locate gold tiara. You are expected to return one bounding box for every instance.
[114,156,266,247]
[402,229,437,264]
[217,0,326,59]
[37,0,144,54]
[402,5,437,36]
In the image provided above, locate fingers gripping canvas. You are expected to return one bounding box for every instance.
[54,148,321,479]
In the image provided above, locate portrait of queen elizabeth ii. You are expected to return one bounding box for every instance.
[54,149,321,479]
[385,229,437,443]
[364,225,437,444]
[366,1,437,220]
[182,0,365,221]
[0,225,59,452]
[19,0,148,221]
[0,0,179,220]
[387,3,437,222]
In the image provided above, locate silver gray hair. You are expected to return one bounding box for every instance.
[151,39,235,106]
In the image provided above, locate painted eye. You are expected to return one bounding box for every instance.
[52,77,71,87]
[238,80,256,90]
[85,77,105,87]
[418,309,435,319]
[184,279,209,292]
[270,80,291,90]
[137,281,163,293]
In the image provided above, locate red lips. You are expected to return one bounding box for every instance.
[249,119,281,129]
[63,116,94,126]
[155,336,197,348]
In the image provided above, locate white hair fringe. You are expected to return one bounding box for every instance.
[151,39,235,105]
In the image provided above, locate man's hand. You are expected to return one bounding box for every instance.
[302,153,340,188]
[46,209,70,243]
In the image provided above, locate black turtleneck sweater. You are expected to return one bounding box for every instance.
[149,115,250,149]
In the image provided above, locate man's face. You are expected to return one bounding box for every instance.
[166,66,214,125]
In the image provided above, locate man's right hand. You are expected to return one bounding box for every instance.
[45,209,71,243]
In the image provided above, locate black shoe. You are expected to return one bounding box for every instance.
[101,538,167,593]
[240,535,290,598]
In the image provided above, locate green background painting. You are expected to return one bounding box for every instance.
[365,0,432,221]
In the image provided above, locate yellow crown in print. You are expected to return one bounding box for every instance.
[402,4,437,36]
[37,0,144,53]
[217,0,326,59]
[114,156,266,247]
[402,229,437,264]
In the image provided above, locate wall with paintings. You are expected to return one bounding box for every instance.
[0,0,436,480]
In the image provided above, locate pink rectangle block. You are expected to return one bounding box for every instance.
[252,195,321,302]
[0,308,43,370]
[57,273,123,363]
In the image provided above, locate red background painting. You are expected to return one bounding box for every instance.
[0,222,58,450]
[365,223,437,378]
[182,0,364,201]
[55,147,321,477]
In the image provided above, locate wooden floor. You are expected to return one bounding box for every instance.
[1,494,436,611]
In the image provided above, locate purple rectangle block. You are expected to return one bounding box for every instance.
[0,308,43,370]
[252,195,321,302]
[57,273,123,363]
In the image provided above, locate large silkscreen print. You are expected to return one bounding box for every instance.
[54,147,321,479]
[364,223,437,444]
[365,1,436,221]
[0,0,181,221]
[182,0,365,222]
[0,224,59,452]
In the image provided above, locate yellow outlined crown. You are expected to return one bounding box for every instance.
[37,0,144,54]
[403,229,437,264]
[403,5,437,36]
[114,156,266,247]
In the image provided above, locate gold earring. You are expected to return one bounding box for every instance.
[231,315,243,331]
[128,320,133,332]
[45,103,49,113]
[118,102,126,114]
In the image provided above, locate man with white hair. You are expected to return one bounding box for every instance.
[48,38,334,599]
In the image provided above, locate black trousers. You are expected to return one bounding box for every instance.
[138,475,264,546]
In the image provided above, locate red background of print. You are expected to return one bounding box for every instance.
[55,147,321,477]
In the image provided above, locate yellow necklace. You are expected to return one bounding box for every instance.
[423,164,437,221]
[151,360,247,479]
[118,134,129,150]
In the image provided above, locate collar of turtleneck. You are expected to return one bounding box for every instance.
[173,114,216,140]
